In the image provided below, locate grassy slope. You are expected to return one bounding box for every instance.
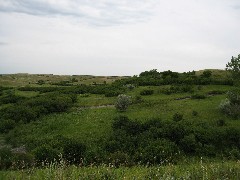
[0,74,126,87]
[6,85,238,151]
[1,71,239,178]
[0,69,229,87]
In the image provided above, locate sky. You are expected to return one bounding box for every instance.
[0,0,240,76]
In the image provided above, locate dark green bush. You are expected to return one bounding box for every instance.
[12,153,34,169]
[191,94,206,99]
[201,70,212,78]
[1,105,38,123]
[105,91,120,97]
[33,145,60,164]
[228,148,240,160]
[133,95,143,103]
[0,147,13,170]
[0,94,25,105]
[63,139,86,165]
[208,90,226,95]
[216,119,226,126]
[37,80,45,85]
[106,115,240,164]
[179,134,198,153]
[192,110,198,116]
[140,139,179,164]
[0,119,16,133]
[173,112,183,122]
[107,151,130,167]
[140,89,154,95]
[162,85,193,95]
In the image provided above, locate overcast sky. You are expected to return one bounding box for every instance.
[0,0,240,75]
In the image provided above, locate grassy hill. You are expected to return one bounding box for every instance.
[0,73,128,87]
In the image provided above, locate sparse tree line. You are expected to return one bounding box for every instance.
[117,69,233,86]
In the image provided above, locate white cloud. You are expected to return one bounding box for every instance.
[0,0,240,75]
[0,0,157,26]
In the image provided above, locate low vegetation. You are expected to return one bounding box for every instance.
[0,55,240,178]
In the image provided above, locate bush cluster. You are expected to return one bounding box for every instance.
[140,89,154,96]
[18,84,126,97]
[105,116,240,166]
[0,94,26,105]
[119,70,233,86]
[219,89,240,118]
[2,115,240,169]
[162,85,194,95]
[0,93,76,133]
[0,147,34,170]
[0,137,87,169]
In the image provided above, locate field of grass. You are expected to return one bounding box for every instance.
[0,70,239,179]
[4,85,237,151]
[1,160,239,179]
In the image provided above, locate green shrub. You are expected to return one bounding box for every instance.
[191,94,206,99]
[71,78,78,83]
[63,139,86,165]
[219,89,240,118]
[161,85,193,95]
[105,91,120,97]
[179,134,198,153]
[12,153,34,169]
[0,93,76,125]
[0,94,25,105]
[125,84,135,90]
[201,70,212,78]
[115,94,132,112]
[140,89,154,96]
[107,151,129,167]
[192,110,198,116]
[133,95,143,103]
[227,89,240,104]
[1,105,38,123]
[207,90,226,95]
[228,148,240,160]
[173,112,183,122]
[33,145,60,164]
[0,147,13,170]
[216,119,226,126]
[0,119,16,133]
[37,80,45,85]
[141,139,179,164]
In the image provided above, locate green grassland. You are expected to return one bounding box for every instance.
[4,85,235,147]
[1,161,240,179]
[0,73,127,87]
[0,69,239,178]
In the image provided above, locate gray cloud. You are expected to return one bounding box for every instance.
[0,0,240,75]
[0,0,156,26]
[233,5,240,9]
[0,42,8,45]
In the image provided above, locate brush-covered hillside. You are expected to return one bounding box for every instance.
[0,69,240,179]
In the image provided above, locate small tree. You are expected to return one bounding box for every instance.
[201,70,212,78]
[115,94,132,112]
[226,54,240,85]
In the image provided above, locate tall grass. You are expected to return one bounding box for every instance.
[0,160,239,179]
